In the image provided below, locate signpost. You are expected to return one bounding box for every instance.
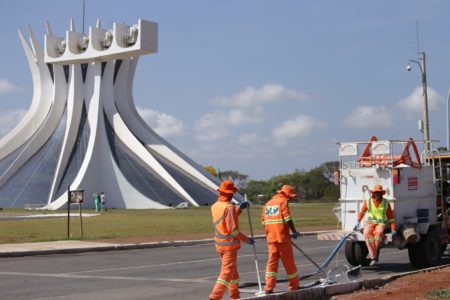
[67,187,84,239]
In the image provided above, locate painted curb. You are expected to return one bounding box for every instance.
[0,231,331,258]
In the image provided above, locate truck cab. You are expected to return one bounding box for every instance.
[320,136,450,268]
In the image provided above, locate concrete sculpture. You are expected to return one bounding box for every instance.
[0,19,233,209]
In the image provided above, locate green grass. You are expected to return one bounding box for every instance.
[426,288,450,299]
[0,203,338,244]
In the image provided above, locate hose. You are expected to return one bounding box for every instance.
[239,232,354,288]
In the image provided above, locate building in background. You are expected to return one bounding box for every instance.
[0,19,237,209]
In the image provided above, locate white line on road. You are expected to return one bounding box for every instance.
[64,254,256,275]
[0,271,206,283]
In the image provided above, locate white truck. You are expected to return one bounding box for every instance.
[319,136,450,268]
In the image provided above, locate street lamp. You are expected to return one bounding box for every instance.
[447,88,450,150]
[407,51,430,152]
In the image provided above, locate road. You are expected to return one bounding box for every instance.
[0,236,449,300]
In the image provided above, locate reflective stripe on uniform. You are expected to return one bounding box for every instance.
[287,272,298,279]
[213,215,225,226]
[215,230,234,240]
[215,239,240,247]
[230,279,239,285]
[265,271,277,278]
[367,217,385,224]
[216,278,229,286]
[263,219,285,225]
[231,229,240,237]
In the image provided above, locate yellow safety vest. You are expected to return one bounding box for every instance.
[367,198,389,225]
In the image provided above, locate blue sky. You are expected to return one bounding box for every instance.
[1,1,450,180]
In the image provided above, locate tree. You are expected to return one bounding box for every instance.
[319,161,340,182]
[241,165,339,203]
[242,180,267,203]
[203,165,218,177]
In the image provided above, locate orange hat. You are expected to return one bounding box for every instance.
[370,184,386,195]
[277,185,297,198]
[217,180,238,194]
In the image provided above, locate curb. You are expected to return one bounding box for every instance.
[0,231,329,258]
[241,263,450,300]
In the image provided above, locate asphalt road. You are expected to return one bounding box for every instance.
[1,236,449,300]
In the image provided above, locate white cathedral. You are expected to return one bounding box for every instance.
[0,19,238,209]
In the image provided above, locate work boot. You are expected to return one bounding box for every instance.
[255,290,272,296]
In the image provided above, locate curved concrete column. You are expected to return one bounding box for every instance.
[1,19,224,209]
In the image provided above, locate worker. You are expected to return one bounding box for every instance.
[261,184,300,294]
[354,184,397,267]
[209,180,255,300]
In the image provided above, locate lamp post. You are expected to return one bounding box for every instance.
[407,52,430,152]
[447,88,450,150]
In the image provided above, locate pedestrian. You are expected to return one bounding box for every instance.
[209,180,254,300]
[354,184,397,266]
[261,184,300,294]
[100,192,107,211]
[93,192,101,212]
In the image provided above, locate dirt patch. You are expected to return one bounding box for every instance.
[332,266,450,300]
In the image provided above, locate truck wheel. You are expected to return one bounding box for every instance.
[408,231,441,268]
[345,240,370,267]
[441,243,448,256]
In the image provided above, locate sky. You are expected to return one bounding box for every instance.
[1,1,450,180]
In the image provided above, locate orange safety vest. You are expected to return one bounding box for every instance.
[262,194,292,243]
[211,201,241,251]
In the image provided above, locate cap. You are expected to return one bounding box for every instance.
[370,184,386,195]
[277,185,297,198]
[217,180,238,194]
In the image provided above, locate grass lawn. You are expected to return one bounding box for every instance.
[0,203,338,244]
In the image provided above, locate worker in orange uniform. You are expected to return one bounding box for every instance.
[354,184,397,267]
[261,184,300,294]
[209,180,255,300]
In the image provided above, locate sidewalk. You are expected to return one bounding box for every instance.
[0,238,217,257]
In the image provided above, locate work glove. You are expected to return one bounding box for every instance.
[247,237,255,245]
[353,222,360,231]
[391,230,398,237]
[291,232,301,239]
[239,201,249,210]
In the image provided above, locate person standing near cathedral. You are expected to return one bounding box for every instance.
[261,184,300,294]
[209,180,254,300]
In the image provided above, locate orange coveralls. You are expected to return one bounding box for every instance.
[357,197,396,260]
[261,193,299,292]
[209,195,249,300]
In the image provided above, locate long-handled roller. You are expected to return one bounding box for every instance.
[245,194,263,294]
[291,240,326,275]
[239,231,360,288]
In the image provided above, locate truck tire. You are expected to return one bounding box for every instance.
[345,240,370,266]
[408,230,441,268]
[441,243,448,256]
